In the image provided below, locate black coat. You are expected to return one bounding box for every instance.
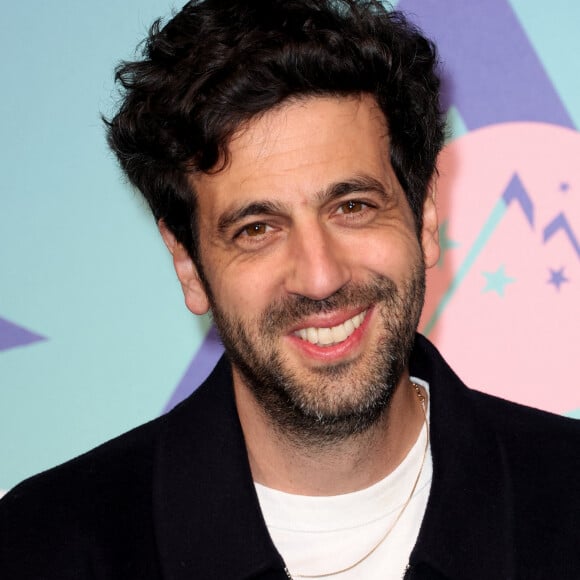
[1,335,579,579]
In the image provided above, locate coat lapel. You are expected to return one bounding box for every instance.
[408,335,515,580]
[153,358,287,579]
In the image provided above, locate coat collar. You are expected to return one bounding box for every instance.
[407,335,515,580]
[154,334,515,579]
[153,358,287,580]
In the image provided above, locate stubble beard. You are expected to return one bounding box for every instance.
[208,266,426,447]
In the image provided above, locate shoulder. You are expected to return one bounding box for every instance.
[2,411,163,509]
[414,333,580,450]
[414,335,580,568]
[0,360,233,579]
[470,385,580,435]
[469,387,580,474]
[470,390,580,570]
[0,414,165,578]
[414,333,580,495]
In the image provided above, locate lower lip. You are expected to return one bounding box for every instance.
[286,308,374,363]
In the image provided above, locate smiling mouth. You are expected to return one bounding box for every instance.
[293,310,367,347]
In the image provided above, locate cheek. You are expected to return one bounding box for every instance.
[345,231,422,280]
[208,259,282,318]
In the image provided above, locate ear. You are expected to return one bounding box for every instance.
[158,220,210,315]
[420,183,440,270]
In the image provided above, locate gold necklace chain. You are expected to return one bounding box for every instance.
[285,382,429,580]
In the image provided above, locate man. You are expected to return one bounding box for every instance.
[1,1,579,578]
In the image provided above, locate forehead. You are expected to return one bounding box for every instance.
[191,94,398,216]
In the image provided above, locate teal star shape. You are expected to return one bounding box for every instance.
[438,220,459,268]
[482,265,515,297]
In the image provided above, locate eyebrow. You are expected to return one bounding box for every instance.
[315,175,389,205]
[217,200,285,234]
[216,174,389,234]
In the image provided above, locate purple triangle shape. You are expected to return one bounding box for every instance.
[398,0,574,130]
[163,325,225,412]
[0,317,46,352]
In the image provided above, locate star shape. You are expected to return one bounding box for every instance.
[482,265,515,297]
[437,220,459,268]
[547,267,569,291]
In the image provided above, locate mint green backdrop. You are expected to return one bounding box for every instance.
[1,1,579,491]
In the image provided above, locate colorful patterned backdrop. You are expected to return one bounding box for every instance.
[1,0,579,492]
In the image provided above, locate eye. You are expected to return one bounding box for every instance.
[338,200,366,214]
[238,222,270,238]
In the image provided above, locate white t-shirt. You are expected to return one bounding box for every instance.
[255,378,432,580]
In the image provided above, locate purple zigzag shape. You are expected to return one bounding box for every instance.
[0,317,46,352]
[397,0,574,130]
[502,173,534,227]
[543,213,580,260]
[163,325,225,412]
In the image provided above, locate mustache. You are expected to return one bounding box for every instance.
[261,275,398,333]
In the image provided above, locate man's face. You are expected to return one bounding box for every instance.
[172,95,439,441]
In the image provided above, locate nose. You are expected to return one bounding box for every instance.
[284,221,351,300]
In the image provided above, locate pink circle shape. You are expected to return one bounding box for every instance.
[421,122,580,414]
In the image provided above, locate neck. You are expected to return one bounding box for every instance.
[233,369,426,496]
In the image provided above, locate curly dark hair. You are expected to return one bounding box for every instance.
[106,0,444,265]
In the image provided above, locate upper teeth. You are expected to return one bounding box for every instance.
[294,311,366,346]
